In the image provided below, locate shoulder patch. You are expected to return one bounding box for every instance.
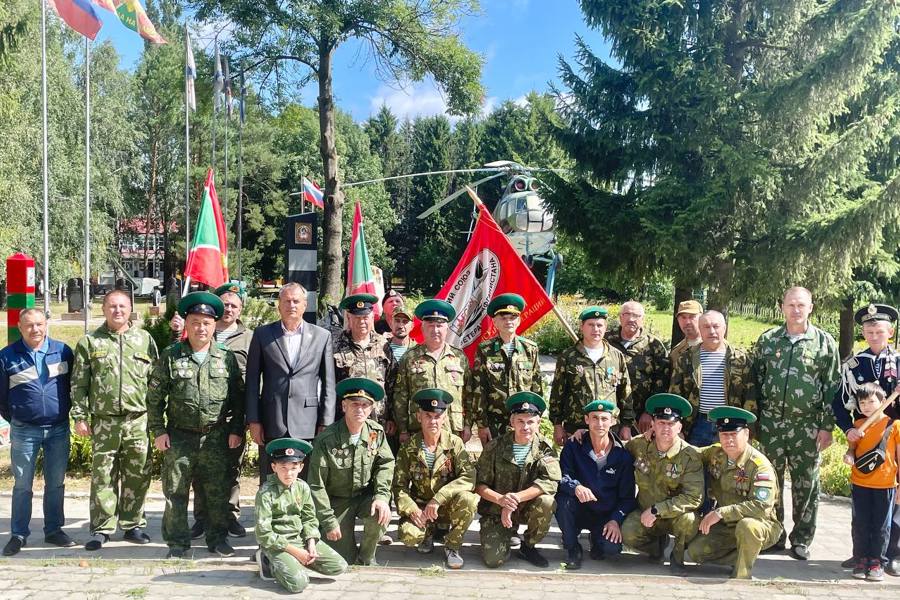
[753,486,772,501]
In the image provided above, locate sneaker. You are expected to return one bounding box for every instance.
[433,527,448,543]
[190,521,205,540]
[257,550,274,580]
[789,544,809,560]
[417,536,434,554]
[379,533,393,546]
[209,541,235,557]
[123,527,151,544]
[868,562,885,582]
[228,521,247,538]
[886,558,900,576]
[842,556,857,569]
[85,532,108,551]
[445,548,464,570]
[166,547,185,559]
[853,559,867,580]
[45,531,77,547]
[510,535,522,548]
[517,544,549,568]
[2,536,25,556]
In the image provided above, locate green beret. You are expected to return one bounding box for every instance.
[415,299,456,322]
[583,399,616,414]
[645,393,692,421]
[265,437,313,462]
[579,306,608,321]
[214,282,246,301]
[855,303,898,326]
[340,293,378,316]
[336,377,385,403]
[413,388,453,413]
[506,391,546,415]
[178,291,224,320]
[709,406,756,431]
[487,293,525,317]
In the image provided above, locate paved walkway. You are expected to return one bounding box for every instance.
[0,487,895,598]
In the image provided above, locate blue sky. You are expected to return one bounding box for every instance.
[92,0,612,122]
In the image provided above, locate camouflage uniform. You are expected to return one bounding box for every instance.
[476,432,561,568]
[333,330,391,423]
[383,338,416,424]
[751,324,839,547]
[466,335,544,438]
[70,324,158,536]
[307,419,395,565]
[392,429,477,550]
[669,338,699,368]
[255,473,347,593]
[687,443,782,579]
[394,344,469,435]
[606,327,671,418]
[549,342,633,432]
[147,342,245,552]
[621,436,703,563]
[668,343,757,438]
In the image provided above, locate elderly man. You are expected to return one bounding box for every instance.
[476,391,560,568]
[307,378,395,565]
[556,399,636,569]
[147,292,245,558]
[669,310,756,446]
[0,309,76,556]
[246,282,336,482]
[71,290,159,550]
[751,286,840,560]
[551,306,632,445]
[375,289,405,335]
[621,394,703,573]
[688,406,781,579]
[392,388,478,569]
[334,294,391,423]
[669,300,703,365]
[467,293,544,445]
[394,299,471,443]
[606,300,670,433]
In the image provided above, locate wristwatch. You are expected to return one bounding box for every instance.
[650,505,659,516]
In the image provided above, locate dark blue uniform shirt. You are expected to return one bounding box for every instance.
[557,432,637,523]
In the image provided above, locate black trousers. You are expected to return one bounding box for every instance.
[852,484,895,564]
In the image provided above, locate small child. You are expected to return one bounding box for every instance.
[842,382,900,582]
[255,438,348,593]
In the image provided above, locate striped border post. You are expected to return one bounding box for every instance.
[6,253,36,344]
[284,213,318,325]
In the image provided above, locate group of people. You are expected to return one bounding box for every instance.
[1,281,899,592]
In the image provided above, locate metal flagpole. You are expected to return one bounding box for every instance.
[236,72,244,281]
[84,37,91,333]
[223,96,229,247]
[184,29,191,251]
[41,0,50,316]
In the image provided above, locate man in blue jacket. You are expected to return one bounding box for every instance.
[555,399,636,569]
[0,308,76,556]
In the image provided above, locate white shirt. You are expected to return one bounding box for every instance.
[585,345,605,363]
[282,321,303,365]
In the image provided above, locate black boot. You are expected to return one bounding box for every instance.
[518,544,549,568]
[564,544,583,570]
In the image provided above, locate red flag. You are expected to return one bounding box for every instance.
[427,202,553,364]
[345,202,382,320]
[183,169,228,288]
[49,0,103,40]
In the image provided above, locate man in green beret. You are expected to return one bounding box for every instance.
[255,438,348,593]
[394,299,471,442]
[307,378,395,565]
[621,393,703,572]
[476,391,561,568]
[392,389,478,569]
[466,293,544,445]
[687,407,781,579]
[550,306,633,446]
[147,291,246,558]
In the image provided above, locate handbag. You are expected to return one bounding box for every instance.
[854,421,894,473]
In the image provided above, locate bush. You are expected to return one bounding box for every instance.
[644,276,674,312]
[820,428,851,497]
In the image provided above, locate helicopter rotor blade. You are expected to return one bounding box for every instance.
[343,168,501,188]
[416,172,506,219]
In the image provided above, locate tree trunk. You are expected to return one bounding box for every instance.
[839,295,855,360]
[671,284,693,346]
[317,40,343,311]
[706,257,734,315]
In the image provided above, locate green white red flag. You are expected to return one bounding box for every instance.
[345,201,381,319]
[184,169,228,288]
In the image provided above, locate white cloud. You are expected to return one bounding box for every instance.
[368,81,498,122]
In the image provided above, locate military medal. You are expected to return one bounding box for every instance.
[368,431,378,454]
[576,365,584,375]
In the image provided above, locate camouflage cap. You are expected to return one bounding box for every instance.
[392,304,413,320]
[676,300,703,316]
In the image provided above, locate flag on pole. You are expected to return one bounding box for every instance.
[223,57,233,119]
[185,30,196,111]
[49,0,103,40]
[213,43,224,112]
[238,67,246,126]
[429,201,553,364]
[345,202,382,320]
[93,0,166,44]
[301,177,325,209]
[183,169,229,288]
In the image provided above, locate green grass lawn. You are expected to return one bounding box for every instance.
[643,309,777,350]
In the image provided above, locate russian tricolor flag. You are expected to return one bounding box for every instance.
[301,177,325,209]
[48,0,102,40]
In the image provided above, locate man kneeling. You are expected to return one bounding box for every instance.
[687,407,781,579]
[255,438,347,593]
[393,388,478,569]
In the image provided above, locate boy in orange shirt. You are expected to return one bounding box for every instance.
[843,382,900,581]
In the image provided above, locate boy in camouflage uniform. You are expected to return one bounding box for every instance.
[71,290,158,550]
[393,388,478,569]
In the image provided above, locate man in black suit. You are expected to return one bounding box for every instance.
[246,282,336,481]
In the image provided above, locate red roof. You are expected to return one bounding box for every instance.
[119,218,178,235]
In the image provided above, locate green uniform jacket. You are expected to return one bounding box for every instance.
[307,419,396,533]
[669,338,699,367]
[383,338,416,423]
[334,330,392,423]
[466,335,544,430]
[392,429,475,516]
[606,327,670,417]
[71,324,159,420]
[549,341,633,429]
[626,436,703,518]
[255,473,320,552]
[219,320,253,378]
[476,432,561,517]
[394,343,470,434]
[668,343,757,435]
[146,341,245,438]
[751,324,840,431]
[701,443,779,524]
